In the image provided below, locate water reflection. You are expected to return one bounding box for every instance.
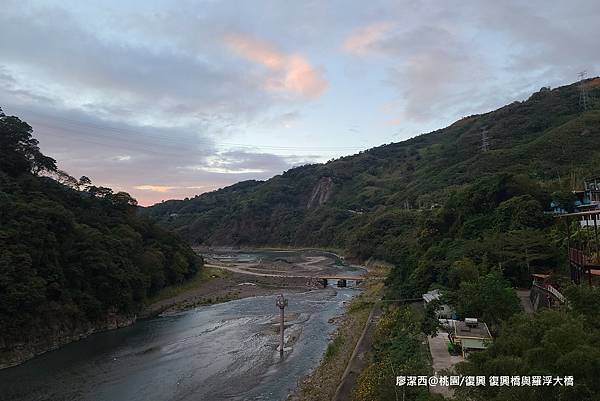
[0,288,357,401]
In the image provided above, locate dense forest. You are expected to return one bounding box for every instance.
[145,78,600,401]
[0,108,201,367]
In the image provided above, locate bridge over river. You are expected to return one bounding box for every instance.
[205,264,366,287]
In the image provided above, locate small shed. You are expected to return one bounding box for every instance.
[422,289,454,319]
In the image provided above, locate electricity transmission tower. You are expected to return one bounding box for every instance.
[480,127,490,153]
[579,71,590,112]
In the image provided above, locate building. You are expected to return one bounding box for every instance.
[422,289,454,319]
[555,209,600,286]
[450,319,493,358]
[575,177,600,212]
[549,177,600,215]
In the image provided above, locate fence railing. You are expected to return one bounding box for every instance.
[569,247,587,266]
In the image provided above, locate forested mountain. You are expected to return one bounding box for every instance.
[146,79,600,288]
[145,78,600,400]
[0,108,201,368]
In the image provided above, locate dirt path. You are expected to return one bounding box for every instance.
[206,263,366,281]
[332,304,382,401]
[516,289,534,314]
[205,263,312,278]
[428,331,463,397]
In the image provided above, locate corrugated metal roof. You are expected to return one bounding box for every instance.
[422,289,441,303]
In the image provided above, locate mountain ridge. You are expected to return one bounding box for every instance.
[145,78,600,253]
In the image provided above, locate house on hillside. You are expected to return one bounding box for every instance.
[449,319,493,358]
[575,177,600,212]
[422,289,454,319]
[549,177,600,215]
[555,208,600,286]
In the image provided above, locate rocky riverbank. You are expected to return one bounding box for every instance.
[141,267,321,318]
[0,312,135,370]
[1,266,320,370]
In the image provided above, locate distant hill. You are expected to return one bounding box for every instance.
[0,108,201,368]
[146,78,600,250]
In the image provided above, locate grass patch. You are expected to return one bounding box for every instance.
[324,334,344,362]
[292,278,381,401]
[145,266,229,305]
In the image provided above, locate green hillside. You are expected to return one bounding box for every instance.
[0,108,201,367]
[147,78,600,259]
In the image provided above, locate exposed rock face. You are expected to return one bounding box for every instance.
[0,312,135,370]
[307,177,333,209]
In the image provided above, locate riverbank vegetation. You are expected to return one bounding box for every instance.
[292,270,385,401]
[352,305,441,401]
[455,286,600,401]
[144,265,227,306]
[293,297,371,401]
[0,108,201,364]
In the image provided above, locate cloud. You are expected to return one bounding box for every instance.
[342,19,486,122]
[2,0,599,206]
[343,2,600,127]
[0,2,331,205]
[224,34,327,98]
[182,150,314,175]
[134,185,177,193]
[343,21,394,55]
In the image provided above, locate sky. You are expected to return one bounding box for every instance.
[1,0,599,205]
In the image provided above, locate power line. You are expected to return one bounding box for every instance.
[20,110,368,153]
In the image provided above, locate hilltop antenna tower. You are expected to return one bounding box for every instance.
[579,71,590,111]
[480,127,490,153]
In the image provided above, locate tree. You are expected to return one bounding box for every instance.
[78,176,92,190]
[0,108,56,176]
[111,191,138,208]
[455,304,600,401]
[448,271,520,333]
[0,109,202,357]
[87,185,113,198]
[494,195,548,231]
[448,257,479,289]
[421,298,442,336]
[484,229,558,286]
[55,170,79,188]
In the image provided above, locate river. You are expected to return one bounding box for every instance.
[0,251,361,401]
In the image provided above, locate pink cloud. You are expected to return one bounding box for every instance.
[134,184,177,193]
[343,22,394,55]
[224,34,327,98]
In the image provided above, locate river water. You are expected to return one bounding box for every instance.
[0,287,358,401]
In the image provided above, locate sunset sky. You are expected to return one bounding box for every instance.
[1,0,599,205]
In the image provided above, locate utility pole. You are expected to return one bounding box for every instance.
[276,294,288,358]
[579,71,590,112]
[480,127,490,153]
